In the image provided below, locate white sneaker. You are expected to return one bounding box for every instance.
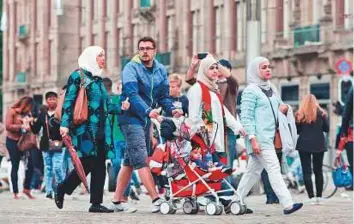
[316,197,324,205]
[305,197,318,205]
[109,202,137,213]
[152,198,164,213]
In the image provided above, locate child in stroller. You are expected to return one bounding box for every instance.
[149,117,248,215]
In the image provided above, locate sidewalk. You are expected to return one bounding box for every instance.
[0,189,352,224]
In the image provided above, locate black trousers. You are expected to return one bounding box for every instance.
[6,137,34,193]
[60,139,106,204]
[299,151,324,198]
[345,142,353,186]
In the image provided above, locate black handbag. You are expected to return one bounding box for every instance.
[45,116,63,151]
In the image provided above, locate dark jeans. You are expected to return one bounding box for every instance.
[6,137,34,193]
[30,148,44,189]
[299,151,324,198]
[59,139,106,204]
[345,142,353,187]
[261,151,282,201]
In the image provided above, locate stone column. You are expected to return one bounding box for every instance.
[158,0,167,52]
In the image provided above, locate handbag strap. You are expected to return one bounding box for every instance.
[45,115,51,140]
[259,87,278,127]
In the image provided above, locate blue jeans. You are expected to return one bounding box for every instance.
[42,151,64,194]
[112,140,140,197]
[62,148,73,178]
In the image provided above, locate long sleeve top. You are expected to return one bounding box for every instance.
[187,83,243,153]
[240,85,281,155]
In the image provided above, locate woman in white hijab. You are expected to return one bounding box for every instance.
[56,46,129,213]
[187,55,244,163]
[236,57,303,215]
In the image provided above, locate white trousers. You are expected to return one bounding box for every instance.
[237,149,293,209]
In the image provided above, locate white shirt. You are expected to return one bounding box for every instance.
[187,84,243,152]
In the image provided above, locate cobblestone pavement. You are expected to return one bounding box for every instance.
[0,189,352,224]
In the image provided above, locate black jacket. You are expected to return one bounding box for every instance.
[31,111,62,152]
[296,110,329,153]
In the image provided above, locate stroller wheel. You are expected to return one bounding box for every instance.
[229,201,242,215]
[215,205,223,215]
[240,204,247,214]
[183,200,199,214]
[205,202,218,215]
[169,208,177,214]
[160,202,173,215]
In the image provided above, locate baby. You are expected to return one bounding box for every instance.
[190,148,233,174]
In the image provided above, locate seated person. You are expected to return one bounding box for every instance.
[190,148,233,174]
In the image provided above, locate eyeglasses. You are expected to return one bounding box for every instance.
[138,47,155,52]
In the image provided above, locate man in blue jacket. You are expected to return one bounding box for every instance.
[110,37,181,213]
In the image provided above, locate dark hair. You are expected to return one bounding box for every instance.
[45,91,58,99]
[11,96,34,111]
[219,59,232,71]
[103,77,113,89]
[137,36,156,49]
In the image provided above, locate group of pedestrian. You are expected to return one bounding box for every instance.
[1,35,351,217]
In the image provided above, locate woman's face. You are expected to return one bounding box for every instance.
[206,63,219,81]
[259,61,272,80]
[96,51,106,69]
[21,104,32,114]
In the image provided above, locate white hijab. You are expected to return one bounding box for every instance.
[247,56,272,91]
[196,55,219,91]
[78,46,104,76]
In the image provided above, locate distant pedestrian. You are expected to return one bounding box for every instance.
[295,94,329,204]
[5,96,36,199]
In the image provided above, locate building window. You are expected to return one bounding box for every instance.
[281,85,299,101]
[48,0,52,27]
[133,24,140,53]
[167,15,174,51]
[192,10,201,54]
[215,6,224,56]
[310,83,330,100]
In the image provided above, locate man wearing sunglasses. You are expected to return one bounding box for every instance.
[110,37,181,214]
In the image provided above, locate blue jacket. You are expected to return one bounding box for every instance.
[119,55,174,126]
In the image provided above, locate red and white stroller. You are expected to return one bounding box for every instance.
[148,117,247,215]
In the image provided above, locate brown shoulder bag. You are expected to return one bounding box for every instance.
[73,69,89,125]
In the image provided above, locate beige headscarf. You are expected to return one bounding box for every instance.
[196,56,219,91]
[78,46,104,76]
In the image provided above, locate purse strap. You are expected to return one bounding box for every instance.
[45,115,51,140]
[259,87,278,127]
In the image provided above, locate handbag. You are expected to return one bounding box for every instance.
[17,132,37,152]
[73,69,89,125]
[260,88,283,151]
[45,116,63,151]
[332,156,353,188]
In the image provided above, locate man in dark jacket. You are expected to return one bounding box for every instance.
[31,91,63,199]
[111,37,181,213]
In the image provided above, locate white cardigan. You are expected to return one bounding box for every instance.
[187,84,243,152]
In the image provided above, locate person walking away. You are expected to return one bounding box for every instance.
[30,91,64,199]
[5,96,36,199]
[236,56,303,215]
[55,46,130,213]
[295,94,329,204]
